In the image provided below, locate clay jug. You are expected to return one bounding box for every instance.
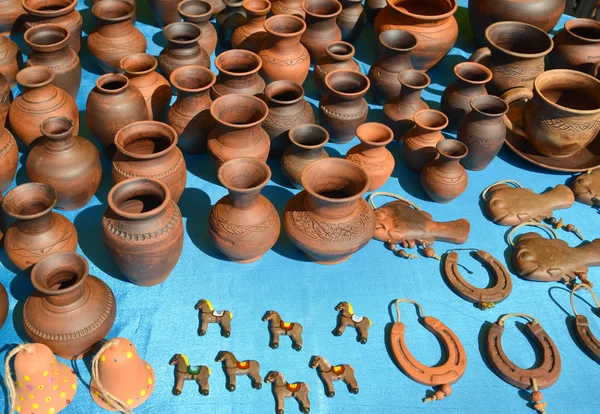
[281,123,329,188]
[0,73,9,127]
[0,35,20,88]
[27,117,102,210]
[232,0,270,53]
[550,18,600,74]
[212,49,266,98]
[337,0,365,43]
[217,0,246,48]
[404,109,447,172]
[367,29,416,104]
[207,93,270,168]
[365,0,385,22]
[9,66,79,147]
[23,0,82,52]
[209,158,280,262]
[313,41,360,95]
[178,0,218,56]
[457,95,508,171]
[421,139,468,203]
[272,0,304,18]
[319,69,370,143]
[148,0,181,27]
[283,158,376,264]
[159,22,210,80]
[24,23,81,99]
[301,0,343,62]
[2,182,78,272]
[0,127,18,192]
[263,80,315,158]
[259,15,310,85]
[345,122,394,191]
[374,0,458,71]
[113,121,187,202]
[0,0,25,36]
[0,282,7,330]
[168,65,216,154]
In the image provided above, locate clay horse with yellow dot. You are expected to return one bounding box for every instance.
[333,302,372,344]
[169,354,211,396]
[215,351,262,391]
[265,371,310,414]
[262,310,303,351]
[194,299,233,337]
[310,355,359,398]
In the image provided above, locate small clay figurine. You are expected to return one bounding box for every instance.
[215,351,262,391]
[570,284,600,363]
[309,356,358,397]
[262,310,303,351]
[195,299,233,337]
[265,371,310,414]
[169,353,211,396]
[571,169,600,207]
[333,301,371,344]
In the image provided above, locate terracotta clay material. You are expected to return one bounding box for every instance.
[212,49,266,98]
[265,371,310,414]
[404,109,448,172]
[282,124,329,189]
[0,0,25,36]
[551,19,600,74]
[178,0,218,56]
[337,0,365,43]
[0,282,7,330]
[22,0,82,52]
[310,356,359,397]
[571,169,600,206]
[570,284,600,363]
[262,310,303,350]
[159,22,210,81]
[333,301,371,343]
[313,41,360,96]
[0,127,18,193]
[148,0,181,27]
[232,0,270,53]
[271,0,304,18]
[216,351,262,391]
[195,299,233,337]
[0,35,19,88]
[301,0,343,62]
[421,139,468,203]
[170,353,211,396]
[365,0,385,21]
[217,0,246,49]
[0,73,9,128]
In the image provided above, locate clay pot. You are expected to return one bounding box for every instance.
[367,29,416,104]
[2,183,78,272]
[282,124,329,188]
[319,69,370,143]
[178,0,218,56]
[113,121,187,202]
[207,93,270,168]
[9,66,78,147]
[209,158,280,262]
[217,0,246,49]
[421,139,468,203]
[88,0,146,73]
[0,73,9,128]
[259,15,310,85]
[283,158,376,264]
[232,0,270,53]
[550,19,600,74]
[404,109,447,172]
[365,0,386,22]
[92,0,138,23]
[23,0,82,52]
[313,41,360,95]
[86,73,148,152]
[271,0,304,18]
[374,0,458,71]
[0,0,25,36]
[0,282,7,330]
[345,122,394,191]
[212,49,266,98]
[27,117,101,210]
[457,95,508,170]
[263,80,315,158]
[301,0,343,62]
[0,35,21,89]
[148,0,182,27]
[0,127,18,193]
[337,0,365,43]
[159,22,210,80]
[24,23,81,99]
[168,65,216,154]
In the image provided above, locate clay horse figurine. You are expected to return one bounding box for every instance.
[309,356,358,397]
[333,301,372,344]
[195,299,233,337]
[215,350,262,391]
[169,353,211,396]
[265,371,310,414]
[262,310,303,351]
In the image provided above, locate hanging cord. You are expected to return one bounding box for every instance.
[368,192,421,211]
[445,248,480,274]
[91,339,133,414]
[506,223,557,247]
[498,313,540,327]
[481,180,522,201]
[530,377,547,414]
[5,344,34,413]
[570,284,600,317]
[393,298,425,323]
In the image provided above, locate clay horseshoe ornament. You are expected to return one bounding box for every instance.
[389,299,467,402]
[570,284,600,364]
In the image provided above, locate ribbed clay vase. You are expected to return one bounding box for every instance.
[209,158,280,263]
[0,0,25,36]
[282,124,329,188]
[313,41,360,95]
[283,158,376,264]
[113,121,187,202]
[216,0,246,48]
[0,35,20,88]
[23,0,82,52]
[102,178,184,286]
[337,0,365,43]
[2,182,78,272]
[178,0,218,56]
[0,127,18,192]
[404,108,448,172]
[159,22,210,81]
[148,0,181,27]
[168,65,216,154]
[24,252,116,359]
[550,18,600,74]
[0,74,8,128]
[421,139,468,203]
[232,0,270,53]
[212,49,266,98]
[301,0,343,62]
[345,122,394,191]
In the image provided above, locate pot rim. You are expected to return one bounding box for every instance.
[40,116,75,140]
[24,23,71,52]
[436,139,468,159]
[356,122,394,146]
[378,29,417,53]
[178,0,214,20]
[386,0,457,21]
[22,0,77,17]
[564,18,600,43]
[243,0,271,14]
[484,21,554,59]
[114,121,179,160]
[324,69,370,99]
[217,157,272,192]
[2,182,57,220]
[107,177,172,220]
[413,109,448,131]
[120,53,158,76]
[289,124,329,149]
[533,69,600,115]
[302,0,342,18]
[469,95,509,117]
[95,73,130,94]
[453,62,492,85]
[265,80,305,105]
[92,0,135,22]
[210,94,269,129]
[30,252,88,297]
[325,41,355,61]
[215,49,262,77]
[163,22,202,44]
[301,158,370,204]
[16,66,56,89]
[170,65,216,93]
[223,0,243,7]
[397,69,431,89]
[264,15,307,38]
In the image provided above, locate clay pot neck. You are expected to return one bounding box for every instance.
[95,12,135,35]
[452,62,491,90]
[115,121,178,161]
[356,123,393,155]
[397,70,430,100]
[17,68,58,100]
[470,95,509,120]
[325,42,354,62]
[244,0,270,27]
[95,73,131,97]
[176,87,211,112]
[434,140,468,168]
[216,50,262,88]
[40,117,77,151]
[211,95,268,148]
[264,16,306,53]
[23,0,76,17]
[265,81,304,110]
[289,125,328,158]
[164,23,201,53]
[172,65,215,111]
[2,184,57,234]
[178,0,213,24]
[304,0,342,30]
[485,22,553,59]
[31,254,89,307]
[325,71,369,101]
[565,19,600,44]
[413,110,448,140]
[121,54,158,81]
[219,159,270,209]
[25,24,71,54]
[377,30,416,71]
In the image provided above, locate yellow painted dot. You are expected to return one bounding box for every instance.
[17,381,22,388]
[19,396,23,401]
[148,377,153,385]
[53,385,58,390]
[63,377,67,383]
[51,359,55,364]
[146,364,150,370]
[126,399,133,406]
[126,352,133,359]
[38,385,44,390]
[60,392,65,398]
[46,397,51,402]
[24,376,30,382]
[43,371,48,377]
[71,384,76,390]
[140,389,146,397]
[15,405,20,412]
[54,370,58,375]
[33,403,38,409]
[101,355,106,362]
[49,408,55,414]
[28,394,34,399]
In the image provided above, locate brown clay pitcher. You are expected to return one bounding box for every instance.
[404,109,448,172]
[212,49,266,98]
[232,0,270,53]
[272,0,304,18]
[313,41,360,96]
[301,0,343,62]
[23,0,82,52]
[0,35,20,89]
[0,0,25,36]
[0,126,18,192]
[178,0,218,56]
[148,0,181,27]
[550,18,600,74]
[158,22,210,80]
[337,0,365,43]
[281,124,329,189]
[0,73,10,128]
[421,139,468,203]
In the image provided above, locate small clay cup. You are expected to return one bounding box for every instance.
[282,124,329,189]
[212,49,265,98]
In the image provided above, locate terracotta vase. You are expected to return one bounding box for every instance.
[209,158,280,262]
[345,122,394,191]
[259,15,310,85]
[367,29,416,104]
[301,0,343,62]
[24,23,81,99]
[212,49,266,98]
[550,19,600,74]
[0,73,9,127]
[281,124,329,188]
[207,93,270,168]
[404,108,447,172]
[365,0,386,22]
[421,139,468,203]
[27,117,102,211]
[0,35,21,89]
[92,0,138,23]
[148,0,181,27]
[283,158,376,264]
[168,65,216,154]
[313,41,360,95]
[319,69,370,143]
[232,0,270,53]
[216,0,246,48]
[337,0,365,43]
[0,127,18,192]
[374,0,458,71]
[88,0,146,73]
[178,0,218,56]
[22,0,82,52]
[113,121,187,202]
[159,22,210,80]
[272,0,304,18]
[457,95,508,170]
[0,0,25,36]
[0,282,7,330]
[2,182,78,272]
[263,80,315,158]
[9,66,78,147]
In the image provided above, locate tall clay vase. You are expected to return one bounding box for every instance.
[159,22,210,80]
[421,139,468,203]
[22,0,82,52]
[178,0,218,56]
[319,69,370,143]
[148,0,181,27]
[217,0,246,49]
[301,0,343,62]
[0,127,18,192]
[0,0,25,36]
[282,124,329,188]
[0,35,22,89]
[313,41,360,95]
[368,29,416,104]
[24,252,116,359]
[232,0,270,53]
[113,121,187,202]
[404,109,447,172]
[2,182,78,272]
[550,19,600,74]
[209,158,280,262]
[271,0,304,18]
[212,49,266,98]
[337,0,365,43]
[345,122,394,191]
[102,178,184,286]
[283,158,376,264]
[0,73,10,128]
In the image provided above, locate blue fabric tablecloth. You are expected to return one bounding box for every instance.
[2,1,600,413]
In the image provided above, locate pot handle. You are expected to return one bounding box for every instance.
[500,87,533,137]
[468,47,491,64]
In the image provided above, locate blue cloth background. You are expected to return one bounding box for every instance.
[2,1,600,413]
